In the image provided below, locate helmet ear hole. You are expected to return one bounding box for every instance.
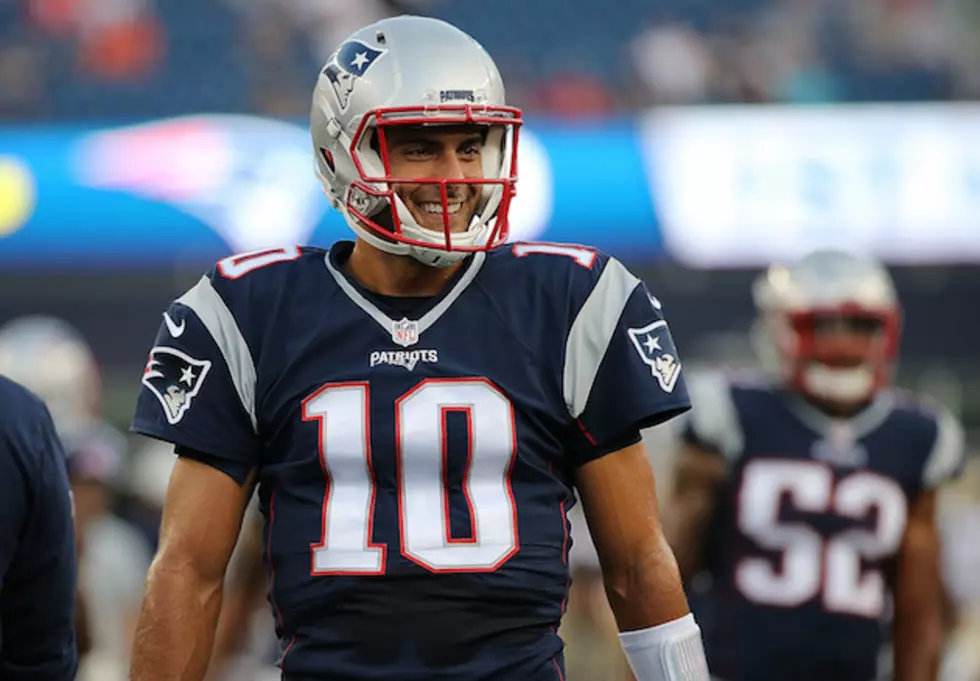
[371,204,396,233]
[319,148,336,174]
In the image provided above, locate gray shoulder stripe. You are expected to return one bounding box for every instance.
[686,373,743,461]
[564,258,640,418]
[923,407,965,488]
[176,277,258,432]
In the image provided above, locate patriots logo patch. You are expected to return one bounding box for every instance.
[627,320,682,393]
[323,40,386,111]
[141,346,212,424]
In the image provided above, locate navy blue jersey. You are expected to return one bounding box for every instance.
[681,373,965,681]
[0,376,78,681]
[132,241,690,681]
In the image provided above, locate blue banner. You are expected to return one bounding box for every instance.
[0,115,664,268]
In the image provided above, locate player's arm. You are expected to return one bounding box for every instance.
[577,438,709,681]
[578,438,690,628]
[663,444,725,581]
[0,390,79,681]
[892,489,943,681]
[131,457,255,681]
[662,372,740,581]
[130,272,265,681]
[563,256,708,681]
[893,408,966,681]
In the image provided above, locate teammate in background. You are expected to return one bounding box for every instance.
[129,15,708,681]
[0,376,79,680]
[665,250,964,681]
[0,316,151,680]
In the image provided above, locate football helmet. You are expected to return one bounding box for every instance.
[0,315,101,440]
[751,250,901,406]
[311,15,522,268]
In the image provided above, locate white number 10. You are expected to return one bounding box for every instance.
[302,379,519,575]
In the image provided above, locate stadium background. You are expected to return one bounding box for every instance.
[1,0,979,679]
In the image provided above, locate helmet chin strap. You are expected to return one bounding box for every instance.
[801,364,875,404]
[407,243,470,268]
[346,191,495,269]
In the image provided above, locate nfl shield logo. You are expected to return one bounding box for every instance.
[391,318,419,347]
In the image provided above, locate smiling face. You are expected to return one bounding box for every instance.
[381,124,486,234]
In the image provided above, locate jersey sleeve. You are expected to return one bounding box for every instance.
[0,388,79,681]
[679,371,745,461]
[131,272,262,483]
[563,257,691,463]
[921,405,966,489]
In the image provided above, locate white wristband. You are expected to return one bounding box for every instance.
[618,613,710,681]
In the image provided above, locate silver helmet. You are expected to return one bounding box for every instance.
[0,315,102,440]
[310,15,522,268]
[751,249,901,405]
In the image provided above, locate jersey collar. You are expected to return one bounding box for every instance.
[784,389,896,440]
[323,242,486,347]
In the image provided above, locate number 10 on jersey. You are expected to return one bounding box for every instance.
[302,378,520,574]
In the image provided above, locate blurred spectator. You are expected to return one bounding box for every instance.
[68,431,152,681]
[2,0,978,118]
[29,0,164,81]
[534,73,614,119]
[225,0,435,63]
[949,0,980,97]
[852,0,954,69]
[0,37,47,118]
[630,22,713,105]
[237,6,310,117]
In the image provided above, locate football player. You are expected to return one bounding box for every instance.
[0,316,150,678]
[0,315,104,447]
[665,249,964,681]
[0,375,79,680]
[128,15,709,681]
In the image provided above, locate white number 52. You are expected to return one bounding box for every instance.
[736,459,907,618]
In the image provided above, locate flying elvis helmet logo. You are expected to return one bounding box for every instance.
[627,320,682,393]
[141,346,212,425]
[73,115,330,253]
[323,40,387,111]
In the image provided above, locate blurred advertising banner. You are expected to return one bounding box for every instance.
[640,103,980,268]
[0,115,659,268]
[2,106,979,269]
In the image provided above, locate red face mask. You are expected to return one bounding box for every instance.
[344,105,523,253]
[782,305,902,403]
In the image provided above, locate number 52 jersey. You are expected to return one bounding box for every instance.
[131,241,691,681]
[682,373,965,681]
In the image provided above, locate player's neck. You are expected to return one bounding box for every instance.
[344,239,466,297]
[802,394,872,420]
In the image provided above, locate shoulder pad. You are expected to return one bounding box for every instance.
[0,376,47,432]
[884,391,965,489]
[685,370,744,460]
[496,241,637,307]
[205,245,321,292]
[497,241,608,283]
[920,401,966,488]
[193,245,327,328]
